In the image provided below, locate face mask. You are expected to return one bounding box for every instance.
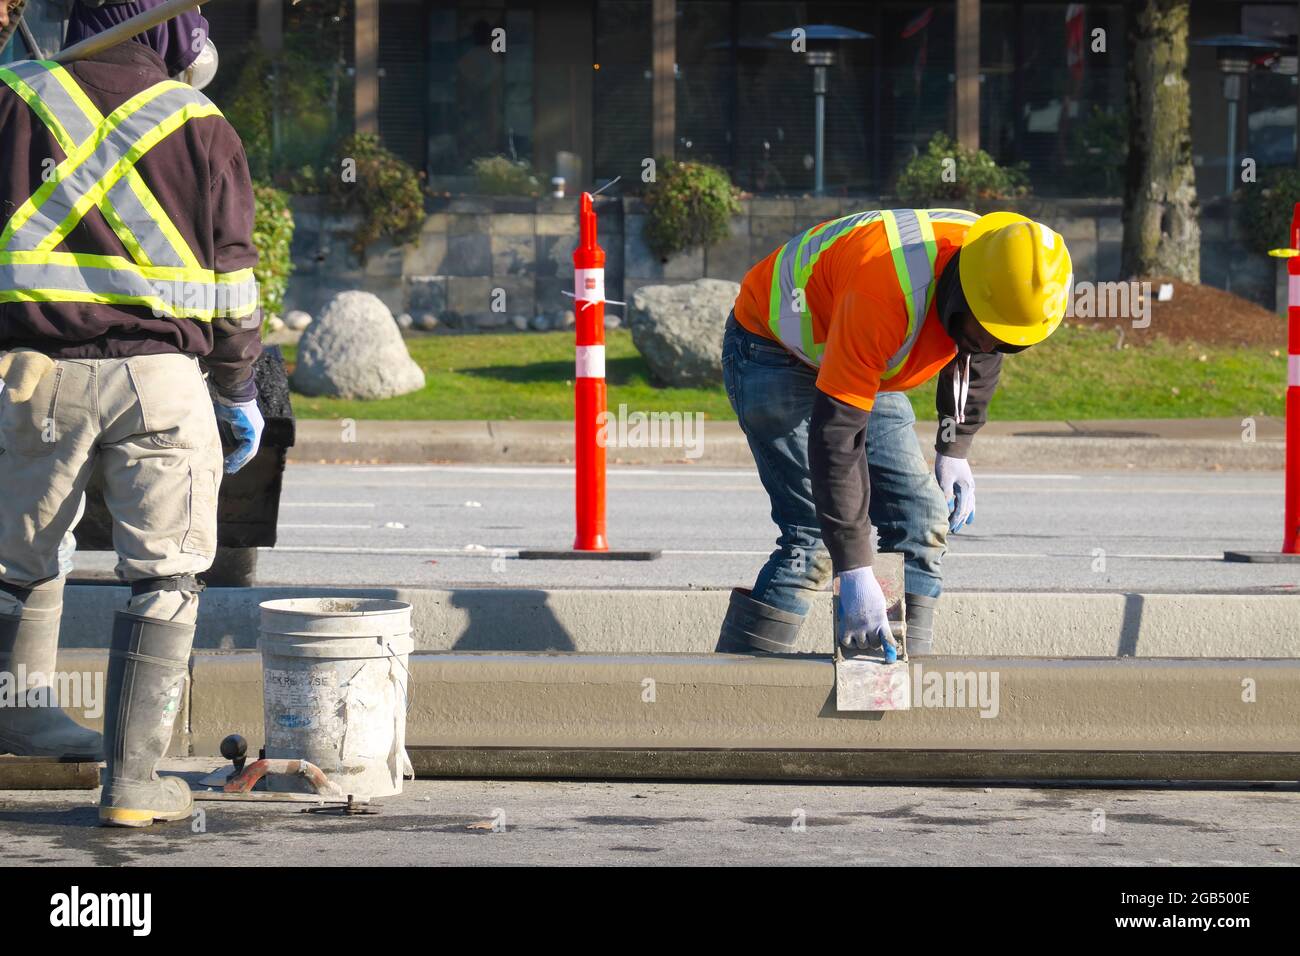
[175,36,217,90]
[952,312,1028,355]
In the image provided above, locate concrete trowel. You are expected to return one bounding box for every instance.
[833,553,910,712]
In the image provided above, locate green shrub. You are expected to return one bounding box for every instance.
[471,155,542,197]
[252,183,295,327]
[219,50,276,181]
[1067,106,1128,197]
[216,46,342,187]
[1242,168,1300,255]
[329,133,425,258]
[642,159,741,260]
[895,133,1030,205]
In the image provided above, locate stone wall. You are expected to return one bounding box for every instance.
[285,194,1277,325]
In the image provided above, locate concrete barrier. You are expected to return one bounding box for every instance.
[184,653,1300,774]
[39,645,1292,779]
[60,584,1300,658]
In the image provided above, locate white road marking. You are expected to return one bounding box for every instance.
[669,548,1234,561]
[278,523,373,530]
[269,546,506,556]
[280,502,377,508]
[286,480,1277,500]
[963,487,1272,496]
[267,545,1233,562]
[945,551,1226,561]
[302,464,1086,480]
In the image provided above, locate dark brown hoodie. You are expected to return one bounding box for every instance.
[0,41,261,401]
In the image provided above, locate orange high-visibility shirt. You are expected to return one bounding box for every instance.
[733,212,974,411]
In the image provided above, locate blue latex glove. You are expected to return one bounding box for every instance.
[213,399,265,474]
[935,453,976,534]
[836,566,897,661]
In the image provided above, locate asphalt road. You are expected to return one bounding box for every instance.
[1,770,1295,866]
[71,464,1300,592]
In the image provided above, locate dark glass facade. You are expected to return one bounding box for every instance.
[588,1,1133,196]
[8,0,1291,199]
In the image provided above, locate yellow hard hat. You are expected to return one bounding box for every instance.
[958,212,1073,348]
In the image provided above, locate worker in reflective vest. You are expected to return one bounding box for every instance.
[0,0,259,827]
[719,209,1072,657]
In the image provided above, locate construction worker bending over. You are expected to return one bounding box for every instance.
[718,209,1071,656]
[0,0,261,827]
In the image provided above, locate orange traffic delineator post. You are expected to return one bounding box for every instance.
[518,191,660,562]
[1226,201,1300,563]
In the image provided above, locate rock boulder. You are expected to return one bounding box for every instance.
[291,291,426,400]
[627,279,739,387]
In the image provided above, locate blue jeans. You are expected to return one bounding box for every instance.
[721,317,948,617]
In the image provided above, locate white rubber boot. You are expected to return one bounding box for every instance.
[98,610,195,828]
[0,578,104,760]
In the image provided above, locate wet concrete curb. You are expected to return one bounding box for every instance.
[181,653,1300,763]
[46,649,1298,776]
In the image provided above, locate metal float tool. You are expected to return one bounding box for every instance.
[193,734,372,811]
[833,554,910,712]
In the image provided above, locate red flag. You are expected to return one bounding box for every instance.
[1066,3,1086,86]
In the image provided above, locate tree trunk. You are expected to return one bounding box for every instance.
[1121,0,1200,282]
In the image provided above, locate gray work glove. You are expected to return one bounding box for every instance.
[836,566,898,662]
[935,452,976,533]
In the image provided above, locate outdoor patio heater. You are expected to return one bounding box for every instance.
[1193,34,1286,195]
[770,24,871,195]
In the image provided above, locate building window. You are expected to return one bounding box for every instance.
[729,2,881,195]
[594,0,654,185]
[379,0,431,174]
[1242,4,1298,179]
[428,2,536,186]
[880,2,957,192]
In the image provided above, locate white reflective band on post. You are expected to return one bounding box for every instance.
[1291,274,1300,306]
[575,268,605,306]
[1290,354,1300,387]
[576,345,606,379]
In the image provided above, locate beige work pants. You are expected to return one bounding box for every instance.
[0,353,223,624]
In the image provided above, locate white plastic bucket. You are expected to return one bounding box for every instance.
[258,598,414,798]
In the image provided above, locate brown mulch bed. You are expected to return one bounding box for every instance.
[1085,278,1286,349]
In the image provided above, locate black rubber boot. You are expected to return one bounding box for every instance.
[98,611,195,828]
[0,579,103,760]
[905,593,938,656]
[716,588,805,654]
